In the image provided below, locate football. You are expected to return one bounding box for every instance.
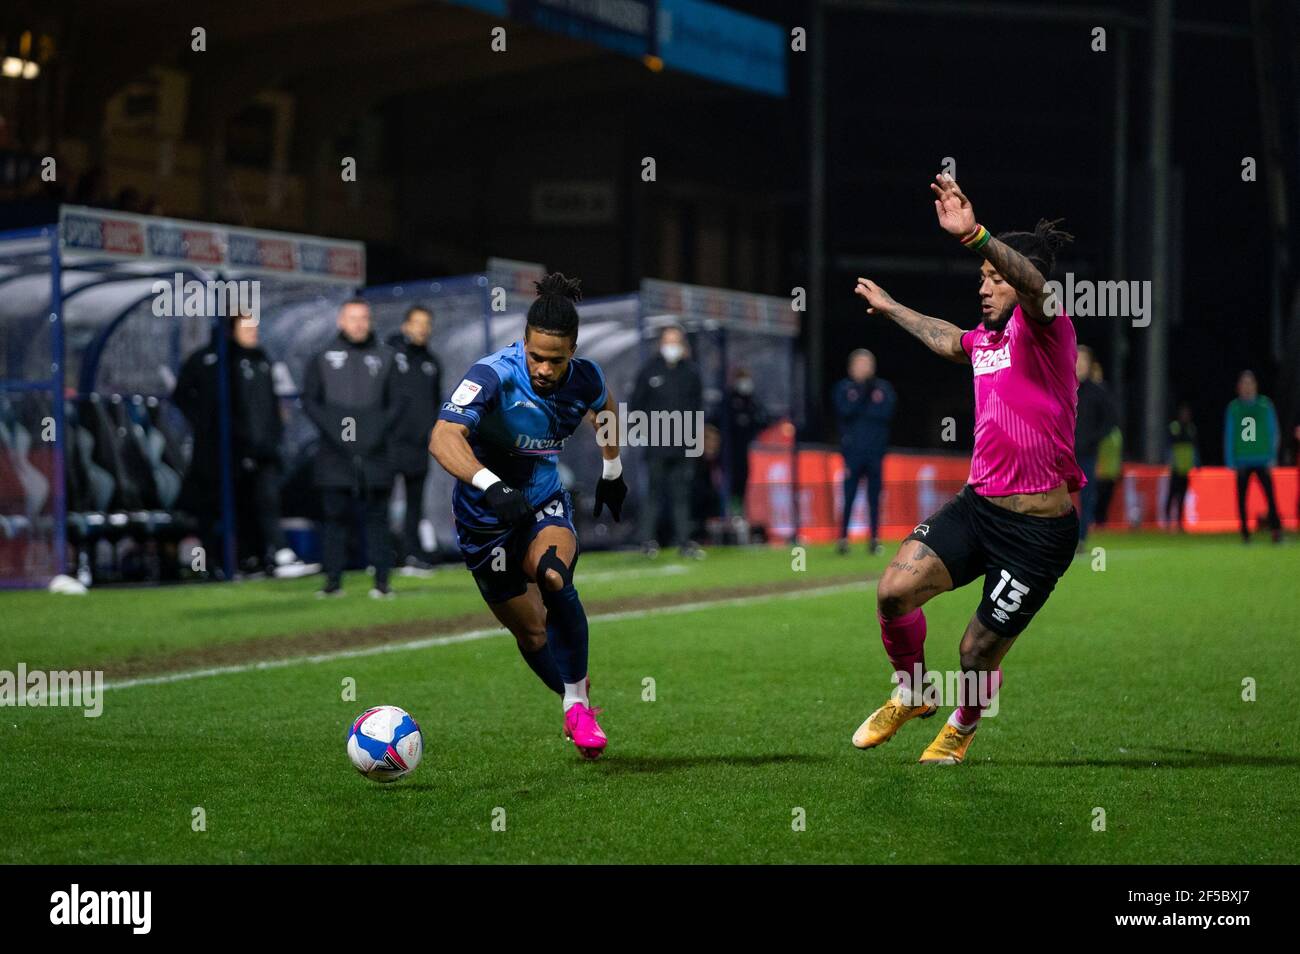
[346,706,423,783]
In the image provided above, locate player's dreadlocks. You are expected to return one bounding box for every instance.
[996,218,1074,279]
[526,272,583,341]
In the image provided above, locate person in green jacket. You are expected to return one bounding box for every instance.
[1166,402,1198,532]
[1224,371,1282,543]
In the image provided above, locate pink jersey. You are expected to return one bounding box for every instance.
[960,305,1085,496]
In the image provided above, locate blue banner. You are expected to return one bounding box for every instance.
[657,0,786,97]
[445,0,785,96]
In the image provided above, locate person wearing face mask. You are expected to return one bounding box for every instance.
[630,325,705,558]
[833,348,896,555]
[718,368,770,514]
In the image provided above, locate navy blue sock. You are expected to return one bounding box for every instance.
[541,584,589,684]
[518,641,564,695]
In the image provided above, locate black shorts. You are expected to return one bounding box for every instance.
[905,485,1078,638]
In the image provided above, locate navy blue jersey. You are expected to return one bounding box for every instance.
[437,341,607,529]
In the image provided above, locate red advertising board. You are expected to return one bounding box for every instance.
[746,439,1299,543]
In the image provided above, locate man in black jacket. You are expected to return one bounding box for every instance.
[832,349,896,555]
[1074,344,1118,550]
[386,305,443,572]
[302,298,404,598]
[173,313,314,577]
[630,325,705,558]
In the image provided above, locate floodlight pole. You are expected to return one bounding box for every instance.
[808,0,827,433]
[1144,0,1173,462]
[1109,28,1129,426]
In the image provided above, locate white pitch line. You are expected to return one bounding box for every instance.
[575,564,690,582]
[94,580,873,696]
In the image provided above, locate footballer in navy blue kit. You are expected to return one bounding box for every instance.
[430,272,626,759]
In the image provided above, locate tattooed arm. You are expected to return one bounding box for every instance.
[930,173,1054,323]
[854,278,968,364]
[974,234,1052,323]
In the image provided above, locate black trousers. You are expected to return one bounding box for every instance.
[640,456,695,547]
[395,469,429,562]
[1165,472,1189,527]
[320,486,392,588]
[235,461,287,566]
[1235,466,1281,537]
[1093,478,1117,527]
[841,454,883,540]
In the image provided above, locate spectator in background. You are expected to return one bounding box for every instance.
[1224,370,1282,544]
[1166,401,1198,532]
[302,298,404,597]
[833,348,895,556]
[1074,345,1118,551]
[173,312,314,578]
[1090,360,1122,527]
[386,305,443,572]
[716,367,769,514]
[631,324,705,559]
[691,423,726,540]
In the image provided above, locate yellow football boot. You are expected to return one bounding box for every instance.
[918,722,976,765]
[852,695,937,749]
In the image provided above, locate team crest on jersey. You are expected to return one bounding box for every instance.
[394,353,409,373]
[972,343,1011,376]
[364,355,383,376]
[451,379,482,406]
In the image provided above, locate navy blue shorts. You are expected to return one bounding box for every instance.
[455,488,579,604]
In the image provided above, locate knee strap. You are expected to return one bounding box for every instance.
[536,544,575,589]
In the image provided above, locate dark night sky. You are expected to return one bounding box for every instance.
[733,0,1282,462]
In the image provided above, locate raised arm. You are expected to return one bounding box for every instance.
[930,173,1054,323]
[854,278,968,364]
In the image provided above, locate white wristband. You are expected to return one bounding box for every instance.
[602,456,623,480]
[471,468,500,491]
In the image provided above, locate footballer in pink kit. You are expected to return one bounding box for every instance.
[851,172,1082,765]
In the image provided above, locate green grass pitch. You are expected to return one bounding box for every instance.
[1,533,1296,864]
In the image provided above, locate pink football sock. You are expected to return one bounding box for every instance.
[879,608,927,703]
[955,668,1003,729]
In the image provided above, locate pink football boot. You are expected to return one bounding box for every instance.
[563,702,607,760]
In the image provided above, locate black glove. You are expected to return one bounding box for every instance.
[592,473,628,521]
[483,481,533,524]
